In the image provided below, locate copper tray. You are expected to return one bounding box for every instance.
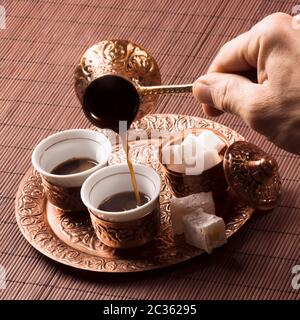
[15,114,254,272]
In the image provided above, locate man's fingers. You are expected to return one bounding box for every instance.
[208,13,293,76]
[199,25,260,117]
[193,72,260,118]
[202,104,224,117]
[208,30,259,74]
[192,82,223,116]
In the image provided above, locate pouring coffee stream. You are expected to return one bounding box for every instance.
[75,40,194,205]
[120,132,142,206]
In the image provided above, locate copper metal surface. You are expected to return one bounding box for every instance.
[15,114,254,272]
[159,128,229,198]
[89,206,160,249]
[74,40,193,127]
[74,39,162,126]
[224,141,282,210]
[41,177,86,212]
[140,83,193,96]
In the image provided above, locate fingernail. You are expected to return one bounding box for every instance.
[193,82,213,105]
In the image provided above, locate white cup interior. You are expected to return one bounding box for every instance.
[32,129,112,187]
[81,163,161,222]
[40,138,106,172]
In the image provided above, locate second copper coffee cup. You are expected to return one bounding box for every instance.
[32,129,112,212]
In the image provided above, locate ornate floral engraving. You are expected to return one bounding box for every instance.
[90,208,160,249]
[103,41,127,67]
[74,39,161,109]
[15,114,253,272]
[41,178,85,212]
[224,141,281,210]
[127,44,154,77]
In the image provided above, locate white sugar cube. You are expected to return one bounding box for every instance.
[172,192,216,215]
[185,149,205,175]
[162,144,183,165]
[183,152,196,167]
[170,192,215,234]
[172,207,204,235]
[182,135,197,166]
[197,130,225,153]
[163,131,224,174]
[203,149,222,171]
[163,144,186,173]
[162,145,174,164]
[173,144,183,164]
[183,212,227,253]
[182,133,197,155]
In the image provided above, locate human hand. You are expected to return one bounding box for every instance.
[193,13,300,154]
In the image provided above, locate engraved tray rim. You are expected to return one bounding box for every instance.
[15,114,254,273]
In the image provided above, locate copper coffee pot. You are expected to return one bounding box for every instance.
[74,39,193,131]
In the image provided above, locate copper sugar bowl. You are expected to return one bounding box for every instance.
[160,130,282,211]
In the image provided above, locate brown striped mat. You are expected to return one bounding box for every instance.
[0,0,300,300]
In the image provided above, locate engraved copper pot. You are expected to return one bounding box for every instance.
[74,39,193,131]
[223,141,281,210]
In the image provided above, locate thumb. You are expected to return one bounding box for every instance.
[193,72,258,117]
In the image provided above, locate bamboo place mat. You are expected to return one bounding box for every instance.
[0,0,300,300]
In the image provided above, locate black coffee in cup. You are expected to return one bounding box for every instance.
[51,158,98,175]
[98,191,150,212]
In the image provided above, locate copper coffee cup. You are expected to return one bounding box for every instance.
[81,163,161,249]
[32,129,112,212]
[159,128,229,198]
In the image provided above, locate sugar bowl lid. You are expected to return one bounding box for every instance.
[223,141,281,210]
